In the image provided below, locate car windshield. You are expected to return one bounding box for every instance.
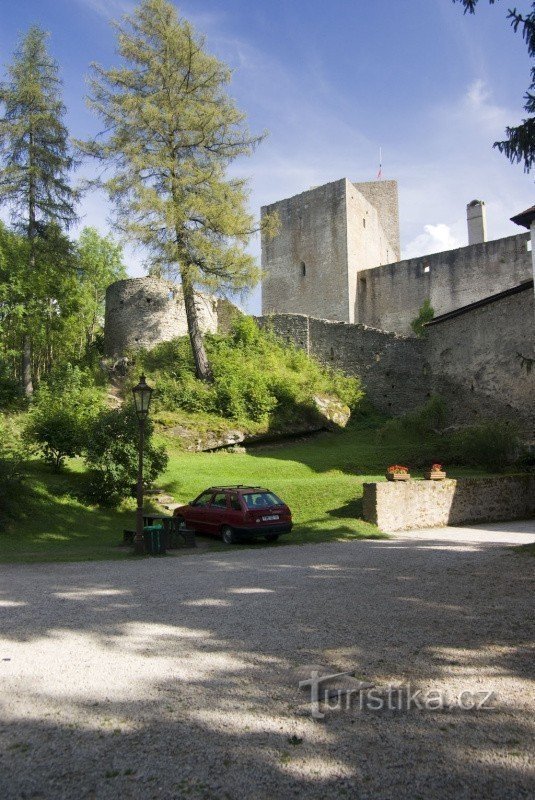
[242,492,284,509]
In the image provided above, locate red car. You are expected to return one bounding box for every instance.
[173,485,293,545]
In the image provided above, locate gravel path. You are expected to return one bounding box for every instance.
[1,521,534,800]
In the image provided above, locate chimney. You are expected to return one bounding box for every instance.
[467,199,487,245]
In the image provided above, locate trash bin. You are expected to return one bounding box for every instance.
[143,525,166,555]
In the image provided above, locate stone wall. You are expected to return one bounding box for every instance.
[257,280,535,434]
[426,282,535,432]
[261,178,400,324]
[104,277,218,358]
[363,475,535,531]
[256,313,430,416]
[261,180,351,322]
[357,233,531,334]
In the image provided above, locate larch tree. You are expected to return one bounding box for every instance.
[0,26,78,395]
[454,0,535,172]
[79,0,277,382]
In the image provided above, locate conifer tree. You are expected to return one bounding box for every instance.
[0,26,77,395]
[79,0,276,381]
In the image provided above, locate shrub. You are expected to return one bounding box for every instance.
[0,417,26,526]
[449,421,521,471]
[379,396,447,438]
[83,406,168,505]
[135,316,363,426]
[0,360,24,411]
[25,365,105,470]
[410,299,434,337]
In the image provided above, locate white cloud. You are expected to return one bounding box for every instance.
[72,0,136,20]
[403,223,461,260]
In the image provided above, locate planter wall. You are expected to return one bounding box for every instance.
[362,475,535,532]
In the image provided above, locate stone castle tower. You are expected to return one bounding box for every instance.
[104,277,218,358]
[261,178,400,323]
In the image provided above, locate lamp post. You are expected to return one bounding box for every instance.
[132,374,153,555]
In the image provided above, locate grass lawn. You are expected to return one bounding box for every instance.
[0,417,490,564]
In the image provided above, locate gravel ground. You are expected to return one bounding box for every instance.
[0,520,534,800]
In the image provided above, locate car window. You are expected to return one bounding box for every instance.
[212,492,228,508]
[192,491,213,506]
[242,492,283,509]
[230,493,242,511]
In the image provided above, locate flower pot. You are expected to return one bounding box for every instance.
[386,473,411,481]
[424,471,446,480]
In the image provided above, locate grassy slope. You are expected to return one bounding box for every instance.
[0,418,488,564]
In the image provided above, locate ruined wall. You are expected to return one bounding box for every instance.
[346,184,397,325]
[261,178,400,324]
[104,277,218,358]
[426,282,535,431]
[261,179,351,322]
[257,281,535,434]
[256,314,430,416]
[357,233,531,334]
[352,179,400,262]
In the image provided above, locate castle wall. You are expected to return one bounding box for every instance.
[352,179,400,262]
[104,277,217,358]
[257,281,535,435]
[255,314,430,416]
[346,188,385,324]
[261,179,351,322]
[357,233,531,334]
[426,282,535,431]
[261,178,401,324]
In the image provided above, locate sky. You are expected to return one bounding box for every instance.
[0,0,533,313]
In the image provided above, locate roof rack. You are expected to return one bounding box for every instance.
[208,485,266,491]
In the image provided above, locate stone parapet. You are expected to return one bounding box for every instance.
[363,475,535,532]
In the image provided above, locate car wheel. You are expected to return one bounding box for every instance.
[265,534,279,543]
[221,526,236,545]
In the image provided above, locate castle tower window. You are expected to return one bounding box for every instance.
[363,218,366,228]
[424,265,430,274]
[300,261,306,277]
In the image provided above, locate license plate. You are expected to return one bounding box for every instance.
[262,515,279,521]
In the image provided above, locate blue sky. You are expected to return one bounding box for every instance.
[1,0,533,312]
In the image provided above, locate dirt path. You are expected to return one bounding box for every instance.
[1,521,534,799]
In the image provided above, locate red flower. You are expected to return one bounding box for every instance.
[387,465,409,474]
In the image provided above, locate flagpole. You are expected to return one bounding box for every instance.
[377,147,382,180]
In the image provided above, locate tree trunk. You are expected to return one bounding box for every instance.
[23,123,36,397]
[181,266,213,382]
[22,335,33,397]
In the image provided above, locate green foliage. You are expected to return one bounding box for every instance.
[0,359,24,410]
[83,406,168,505]
[0,25,77,227]
[25,365,104,470]
[448,420,521,470]
[410,299,434,337]
[76,227,127,350]
[78,0,278,380]
[137,316,363,426]
[379,396,447,438]
[0,416,26,525]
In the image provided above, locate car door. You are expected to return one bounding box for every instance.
[187,491,214,532]
[206,491,229,536]
[228,492,245,529]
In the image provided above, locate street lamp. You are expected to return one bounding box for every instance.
[132,374,153,555]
